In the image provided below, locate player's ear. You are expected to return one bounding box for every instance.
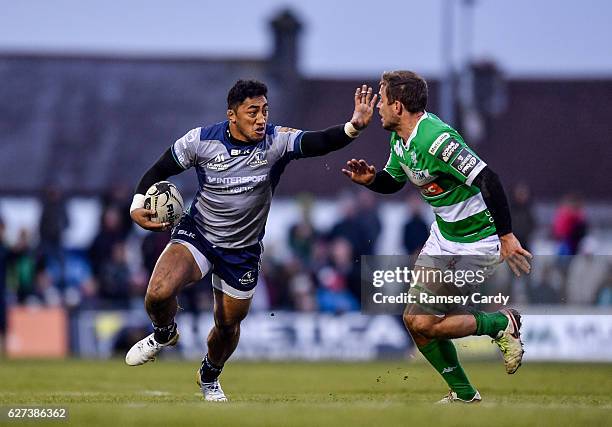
[394,100,403,115]
[227,109,236,123]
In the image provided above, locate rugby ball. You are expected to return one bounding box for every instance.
[144,181,184,227]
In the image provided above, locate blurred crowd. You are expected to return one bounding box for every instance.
[0,183,611,336]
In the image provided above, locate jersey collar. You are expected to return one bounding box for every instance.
[224,121,257,146]
[403,111,429,149]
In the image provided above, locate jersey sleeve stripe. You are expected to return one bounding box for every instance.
[170,144,188,169]
[291,131,305,159]
[465,160,487,186]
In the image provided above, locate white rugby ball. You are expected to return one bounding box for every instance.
[144,181,184,227]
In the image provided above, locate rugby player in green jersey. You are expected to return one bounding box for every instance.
[342,71,532,404]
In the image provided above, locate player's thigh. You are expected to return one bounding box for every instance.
[148,243,202,299]
[212,288,252,327]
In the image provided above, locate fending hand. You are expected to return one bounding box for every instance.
[350,85,378,130]
[342,159,376,185]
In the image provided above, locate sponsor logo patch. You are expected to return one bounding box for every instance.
[239,271,257,285]
[247,150,268,168]
[400,164,435,186]
[420,182,444,196]
[185,128,199,142]
[428,132,450,155]
[437,139,460,163]
[206,174,267,185]
[410,150,417,166]
[207,153,229,171]
[451,148,481,177]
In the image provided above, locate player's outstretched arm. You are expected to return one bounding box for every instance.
[130,148,184,231]
[472,166,533,276]
[342,159,405,194]
[299,85,377,157]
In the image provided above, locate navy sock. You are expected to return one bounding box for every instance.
[200,354,223,383]
[153,322,177,344]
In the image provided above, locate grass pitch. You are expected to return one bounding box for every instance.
[0,359,610,426]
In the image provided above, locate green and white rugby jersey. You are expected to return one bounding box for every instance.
[384,112,496,243]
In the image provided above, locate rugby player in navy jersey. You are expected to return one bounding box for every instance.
[125,80,377,401]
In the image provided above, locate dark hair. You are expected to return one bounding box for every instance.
[381,71,428,113]
[227,79,268,110]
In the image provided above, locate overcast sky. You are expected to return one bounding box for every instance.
[1,0,611,78]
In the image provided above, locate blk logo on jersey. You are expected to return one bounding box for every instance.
[177,229,196,239]
[230,148,252,156]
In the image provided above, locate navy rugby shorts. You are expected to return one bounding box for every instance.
[169,214,262,299]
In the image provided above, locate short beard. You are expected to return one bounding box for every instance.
[382,121,398,132]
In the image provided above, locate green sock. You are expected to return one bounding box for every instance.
[418,339,477,400]
[471,311,509,338]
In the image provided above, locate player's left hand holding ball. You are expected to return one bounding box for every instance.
[130,181,184,232]
[131,207,170,231]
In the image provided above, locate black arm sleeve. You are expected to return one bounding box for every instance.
[135,148,185,194]
[299,125,355,157]
[472,166,512,236]
[365,170,406,194]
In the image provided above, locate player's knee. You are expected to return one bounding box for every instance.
[145,276,175,304]
[404,313,435,339]
[214,319,240,338]
[403,309,420,331]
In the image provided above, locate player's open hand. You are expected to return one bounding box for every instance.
[500,233,533,277]
[342,159,376,185]
[350,85,378,130]
[130,208,170,232]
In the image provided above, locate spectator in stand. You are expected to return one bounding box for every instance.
[7,228,37,303]
[315,237,359,313]
[288,268,317,312]
[402,194,429,256]
[88,206,126,277]
[101,183,133,240]
[328,191,370,259]
[510,183,536,252]
[288,194,318,266]
[98,241,134,308]
[552,193,588,256]
[38,186,69,288]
